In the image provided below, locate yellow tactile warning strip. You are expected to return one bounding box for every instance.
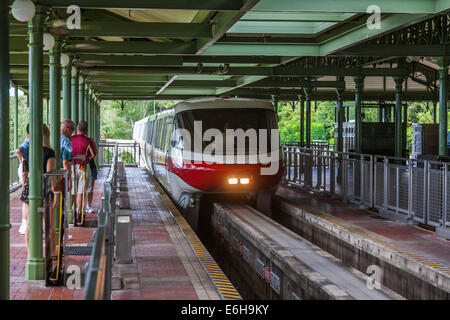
[149,173,242,300]
[280,197,450,274]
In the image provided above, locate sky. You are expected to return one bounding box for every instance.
[9,87,24,96]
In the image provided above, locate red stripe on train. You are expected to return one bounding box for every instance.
[168,157,284,191]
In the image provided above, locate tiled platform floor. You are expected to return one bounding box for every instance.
[9,169,106,300]
[111,167,221,300]
[276,184,450,269]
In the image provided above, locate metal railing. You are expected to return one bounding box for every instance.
[99,139,140,167]
[282,145,450,237]
[9,151,21,190]
[84,142,119,300]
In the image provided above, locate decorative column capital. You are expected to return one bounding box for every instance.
[353,76,365,89]
[436,57,450,69]
[297,90,305,102]
[303,86,312,98]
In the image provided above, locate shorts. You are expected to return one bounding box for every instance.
[72,163,92,195]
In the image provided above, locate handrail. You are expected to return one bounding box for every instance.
[282,145,450,239]
[84,142,119,300]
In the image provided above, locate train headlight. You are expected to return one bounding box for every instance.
[240,178,250,185]
[228,178,238,185]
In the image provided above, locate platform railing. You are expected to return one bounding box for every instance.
[99,139,140,167]
[282,145,450,238]
[84,142,119,300]
[9,151,21,191]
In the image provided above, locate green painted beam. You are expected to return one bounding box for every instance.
[94,80,237,87]
[204,43,319,56]
[65,41,197,55]
[55,22,213,39]
[241,12,356,22]
[319,13,430,55]
[74,55,283,67]
[36,0,245,10]
[88,75,169,82]
[335,44,450,57]
[76,55,183,67]
[245,79,346,88]
[196,0,261,54]
[82,65,409,77]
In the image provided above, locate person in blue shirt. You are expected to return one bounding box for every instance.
[60,119,75,192]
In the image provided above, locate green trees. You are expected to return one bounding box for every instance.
[100,100,177,139]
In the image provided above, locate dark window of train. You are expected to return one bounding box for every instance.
[157,118,165,149]
[163,117,174,152]
[174,108,278,153]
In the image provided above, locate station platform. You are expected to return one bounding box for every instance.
[273,183,450,299]
[8,167,239,300]
[9,169,105,300]
[110,167,239,300]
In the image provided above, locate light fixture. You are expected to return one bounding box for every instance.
[240,178,250,185]
[79,76,83,84]
[11,0,35,22]
[71,66,77,77]
[43,33,55,51]
[228,178,238,185]
[61,53,70,67]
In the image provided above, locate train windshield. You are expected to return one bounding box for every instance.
[173,108,278,153]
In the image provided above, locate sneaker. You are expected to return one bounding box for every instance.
[18,219,27,235]
[86,205,95,213]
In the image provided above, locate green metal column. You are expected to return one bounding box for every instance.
[378,104,383,123]
[62,56,71,120]
[49,37,61,169]
[303,87,312,148]
[298,92,305,147]
[71,67,78,125]
[336,87,344,153]
[14,84,19,149]
[78,76,84,122]
[84,84,89,121]
[393,77,404,158]
[26,8,45,280]
[437,58,450,157]
[88,93,92,137]
[0,0,10,300]
[353,76,365,154]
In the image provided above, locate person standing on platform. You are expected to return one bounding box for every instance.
[19,125,57,256]
[71,121,97,223]
[60,120,74,191]
[86,137,97,213]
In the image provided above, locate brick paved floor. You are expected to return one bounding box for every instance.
[9,168,106,300]
[111,168,221,300]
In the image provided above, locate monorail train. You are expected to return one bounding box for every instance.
[133,97,284,230]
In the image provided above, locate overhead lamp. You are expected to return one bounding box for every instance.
[71,66,77,77]
[11,0,35,22]
[43,33,55,51]
[79,76,83,84]
[61,53,70,67]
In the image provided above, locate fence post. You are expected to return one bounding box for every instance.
[424,160,429,225]
[330,153,335,195]
[383,156,388,211]
[443,164,447,228]
[360,154,365,208]
[408,159,413,219]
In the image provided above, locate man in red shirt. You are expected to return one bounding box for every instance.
[71,121,97,223]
